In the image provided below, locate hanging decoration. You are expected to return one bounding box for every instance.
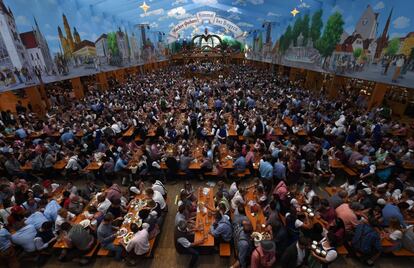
[139,1,150,14]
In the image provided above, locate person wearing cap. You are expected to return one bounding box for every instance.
[97,213,123,261]
[174,220,205,268]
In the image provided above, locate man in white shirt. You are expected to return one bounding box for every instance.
[145,188,166,210]
[124,223,150,265]
[96,193,111,214]
[151,179,167,197]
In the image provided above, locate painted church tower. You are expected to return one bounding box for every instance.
[354,5,379,40]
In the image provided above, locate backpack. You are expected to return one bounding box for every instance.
[402,226,414,253]
[255,241,276,267]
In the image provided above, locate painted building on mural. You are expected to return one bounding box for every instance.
[116,28,130,62]
[19,18,54,74]
[0,0,30,71]
[95,33,109,64]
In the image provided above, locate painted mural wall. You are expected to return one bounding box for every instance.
[0,0,166,92]
[247,0,414,89]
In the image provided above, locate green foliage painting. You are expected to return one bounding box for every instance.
[310,9,323,45]
[386,38,401,56]
[107,32,119,57]
[316,12,344,59]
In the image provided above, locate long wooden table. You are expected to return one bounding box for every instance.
[194,187,215,247]
[244,188,266,231]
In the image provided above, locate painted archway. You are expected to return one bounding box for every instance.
[167,11,246,43]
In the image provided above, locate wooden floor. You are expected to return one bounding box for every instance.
[33,179,414,268]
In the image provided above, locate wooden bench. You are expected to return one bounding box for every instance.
[85,242,100,257]
[204,169,219,176]
[392,248,414,256]
[97,247,110,256]
[343,167,357,177]
[337,245,348,255]
[236,169,251,178]
[144,238,156,258]
[219,242,231,257]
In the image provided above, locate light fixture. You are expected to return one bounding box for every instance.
[291,8,299,17]
[140,1,150,14]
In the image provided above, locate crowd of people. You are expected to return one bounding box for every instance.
[0,64,413,268]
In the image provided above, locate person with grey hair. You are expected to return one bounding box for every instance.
[174,220,205,268]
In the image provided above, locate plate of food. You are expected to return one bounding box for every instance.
[117,227,128,237]
[123,232,134,244]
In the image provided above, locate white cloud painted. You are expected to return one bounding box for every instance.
[232,0,246,6]
[299,2,310,9]
[238,22,253,27]
[172,0,188,6]
[167,7,191,19]
[393,16,410,29]
[140,8,164,18]
[228,7,241,14]
[267,12,280,17]
[374,1,385,10]
[15,15,30,26]
[248,0,264,5]
[192,0,217,4]
[228,13,241,20]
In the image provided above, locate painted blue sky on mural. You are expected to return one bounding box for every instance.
[5,0,413,54]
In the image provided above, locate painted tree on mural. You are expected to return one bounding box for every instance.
[310,9,323,46]
[279,25,292,53]
[302,13,310,46]
[316,12,344,68]
[386,38,401,56]
[292,16,303,46]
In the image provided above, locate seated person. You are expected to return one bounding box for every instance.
[351,221,382,266]
[11,215,37,253]
[175,220,205,268]
[124,223,150,265]
[34,221,57,252]
[107,198,126,220]
[97,213,123,261]
[209,211,232,244]
[55,208,75,232]
[59,222,96,265]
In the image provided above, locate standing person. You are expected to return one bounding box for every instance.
[280,236,309,268]
[174,220,205,268]
[392,56,405,83]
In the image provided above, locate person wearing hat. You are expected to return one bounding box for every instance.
[97,213,123,261]
[174,220,205,268]
[250,238,277,268]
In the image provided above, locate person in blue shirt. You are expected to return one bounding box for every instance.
[209,211,232,243]
[15,127,27,139]
[61,129,75,144]
[273,159,286,182]
[259,156,274,192]
[214,98,223,112]
[382,202,408,228]
[114,154,128,173]
[0,226,19,268]
[233,154,246,172]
